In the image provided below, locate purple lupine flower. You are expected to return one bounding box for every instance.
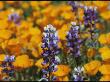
[41,24,60,81]
[68,1,84,12]
[74,75,83,81]
[72,66,84,81]
[83,6,98,41]
[5,55,15,62]
[8,13,21,25]
[68,1,78,12]
[1,55,15,80]
[84,6,98,27]
[66,22,82,57]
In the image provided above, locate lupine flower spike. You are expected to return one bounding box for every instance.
[66,22,82,57]
[41,24,60,81]
[84,6,98,40]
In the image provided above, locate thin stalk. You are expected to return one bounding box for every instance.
[62,40,69,64]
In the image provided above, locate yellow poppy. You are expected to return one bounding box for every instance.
[99,46,110,63]
[0,11,7,20]
[22,2,29,9]
[60,4,72,12]
[0,67,3,80]
[98,34,107,45]
[0,20,8,29]
[101,49,110,61]
[106,33,110,44]
[96,23,104,30]
[50,8,61,18]
[84,60,101,76]
[58,24,69,40]
[52,19,64,29]
[33,11,41,18]
[13,55,33,68]
[8,38,20,46]
[0,30,12,40]
[52,65,71,77]
[82,1,92,7]
[6,44,22,56]
[35,58,48,69]
[80,32,91,39]
[78,8,84,22]
[58,29,67,40]
[0,2,4,9]
[87,48,96,58]
[99,64,110,75]
[29,27,41,36]
[61,11,74,20]
[39,1,51,7]
[93,1,108,12]
[6,1,15,5]
[57,76,69,81]
[30,1,38,8]
[41,5,53,17]
[100,75,110,81]
[18,20,33,30]
[58,41,63,49]
[0,67,3,74]
[16,9,23,16]
[37,43,43,56]
[100,11,110,20]
[0,40,8,49]
[20,31,31,40]
[36,17,49,28]
[99,46,110,54]
[32,49,41,58]
[7,22,17,32]
[61,24,70,31]
[0,54,5,62]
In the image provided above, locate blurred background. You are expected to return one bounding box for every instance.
[0,1,109,31]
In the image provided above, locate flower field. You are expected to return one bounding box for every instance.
[0,1,110,81]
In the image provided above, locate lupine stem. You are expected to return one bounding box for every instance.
[90,22,93,40]
[61,40,69,64]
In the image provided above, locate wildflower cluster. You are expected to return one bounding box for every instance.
[41,24,60,81]
[0,1,109,81]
